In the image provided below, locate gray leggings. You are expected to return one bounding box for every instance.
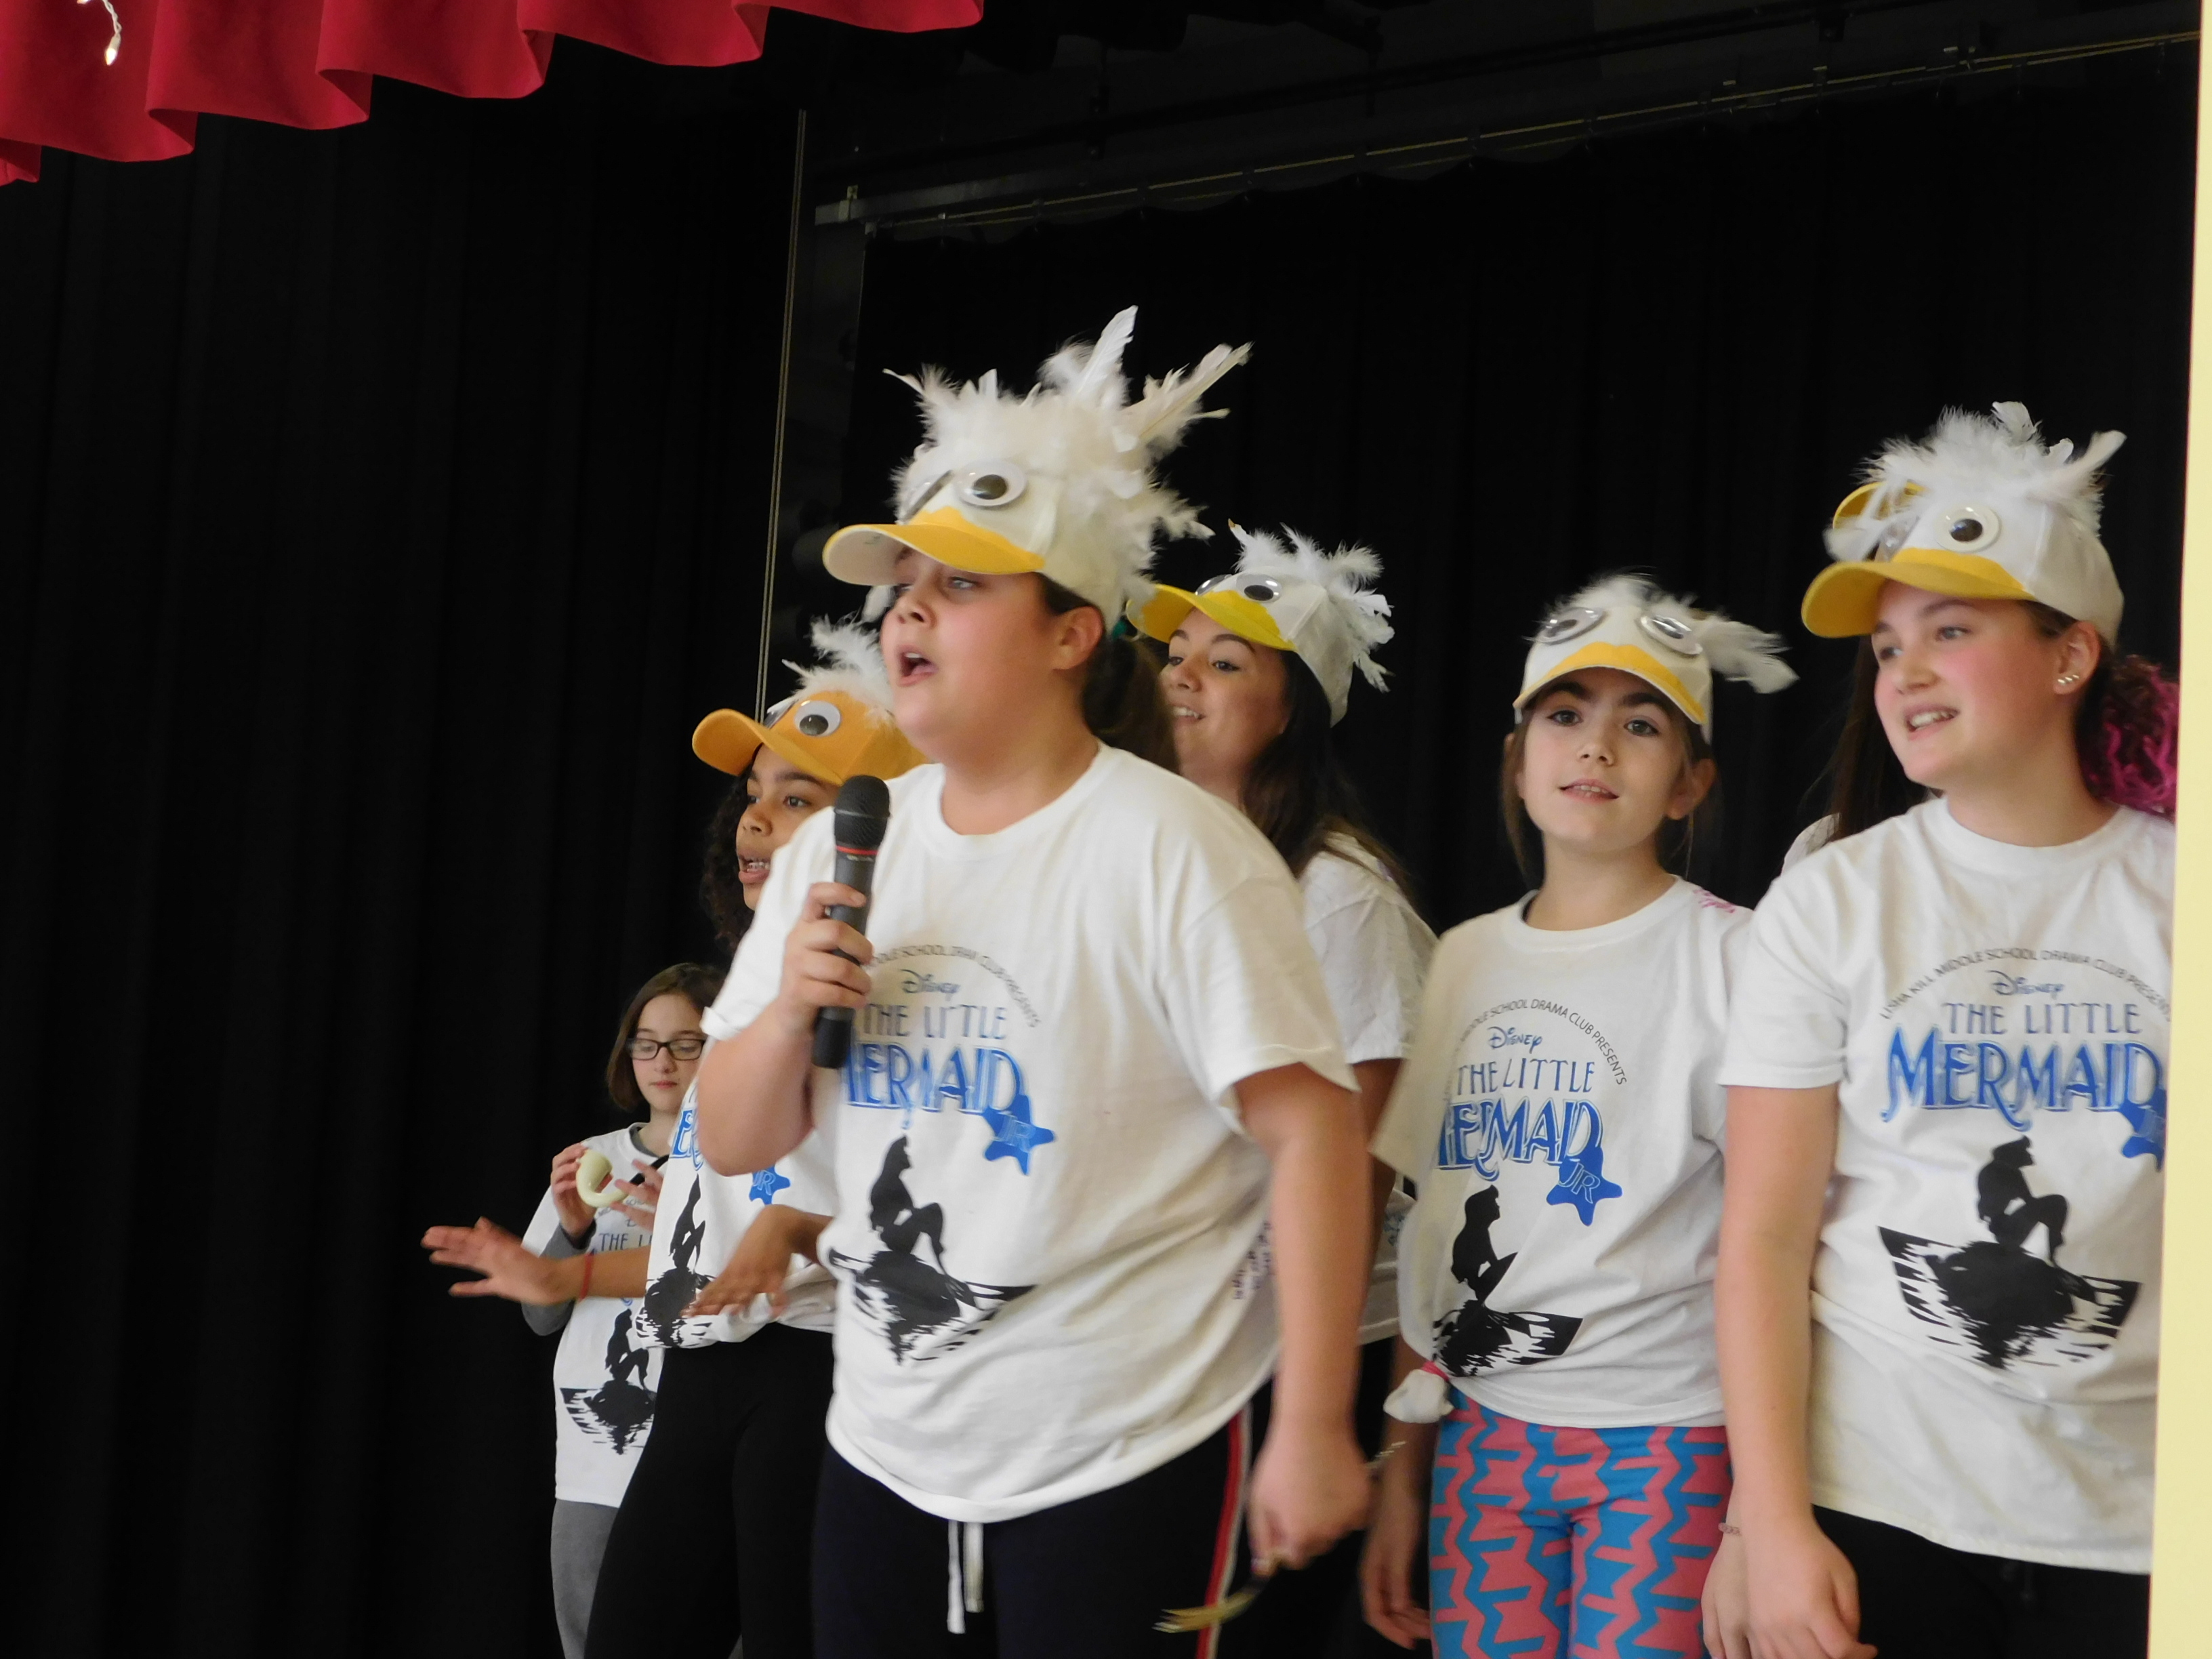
[552,1500,619,1659]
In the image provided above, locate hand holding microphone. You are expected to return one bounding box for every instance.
[808,775,890,1069]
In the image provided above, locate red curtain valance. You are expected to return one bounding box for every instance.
[0,0,979,184]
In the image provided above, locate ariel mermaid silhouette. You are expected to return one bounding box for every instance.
[827,1138,1033,1364]
[1431,1186,1582,1374]
[1881,1136,2139,1370]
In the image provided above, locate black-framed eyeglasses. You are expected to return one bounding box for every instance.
[627,1036,706,1061]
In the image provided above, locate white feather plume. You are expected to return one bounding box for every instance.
[884,307,1249,608]
[1552,573,1796,693]
[1828,403,2125,562]
[1229,523,1395,691]
[785,618,895,714]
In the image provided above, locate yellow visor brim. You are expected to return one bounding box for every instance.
[1130,585,1297,655]
[1515,641,1707,729]
[1801,549,2036,638]
[823,507,1045,588]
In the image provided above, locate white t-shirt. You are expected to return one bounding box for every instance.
[1780,815,1837,874]
[1375,879,1746,1429]
[713,745,1357,1523]
[522,1126,666,1507]
[1722,800,2171,1572]
[637,1079,837,1350]
[1299,838,1435,1344]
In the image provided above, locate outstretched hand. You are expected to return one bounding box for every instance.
[684,1205,827,1319]
[422,1218,570,1305]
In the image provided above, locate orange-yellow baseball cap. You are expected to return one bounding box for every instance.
[691,621,926,784]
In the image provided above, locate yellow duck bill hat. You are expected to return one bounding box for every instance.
[822,306,1252,617]
[1129,524,1393,725]
[693,620,926,785]
[1516,574,1797,735]
[1803,402,2126,642]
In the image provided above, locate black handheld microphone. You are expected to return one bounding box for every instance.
[811,774,892,1070]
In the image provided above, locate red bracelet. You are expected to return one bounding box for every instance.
[578,1252,594,1300]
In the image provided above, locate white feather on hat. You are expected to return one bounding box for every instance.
[1825,403,2123,563]
[1808,402,2127,640]
[1555,575,1795,691]
[827,307,1250,615]
[783,618,896,715]
[1517,573,1795,733]
[1227,524,1395,695]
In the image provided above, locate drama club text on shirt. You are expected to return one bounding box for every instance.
[1881,950,2167,1158]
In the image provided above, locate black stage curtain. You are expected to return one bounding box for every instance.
[846,66,2194,928]
[0,47,2193,1659]
[0,52,789,1659]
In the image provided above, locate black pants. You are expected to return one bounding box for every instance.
[812,1410,1252,1658]
[1221,1339,1406,1659]
[585,1326,835,1659]
[1816,1507,2149,1659]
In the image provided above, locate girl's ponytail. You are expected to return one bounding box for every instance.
[2023,602,2177,819]
[2079,653,2178,818]
[1041,577,1178,771]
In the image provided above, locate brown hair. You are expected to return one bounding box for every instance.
[699,776,752,956]
[604,962,724,1120]
[1040,576,1178,769]
[1822,600,2179,840]
[1500,683,1719,886]
[1239,652,1415,893]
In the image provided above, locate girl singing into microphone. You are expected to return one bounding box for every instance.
[693,310,1374,1658]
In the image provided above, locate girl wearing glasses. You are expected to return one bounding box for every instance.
[528,964,718,1659]
[422,960,720,1659]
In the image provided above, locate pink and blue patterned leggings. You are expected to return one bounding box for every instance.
[1429,1401,1731,1659]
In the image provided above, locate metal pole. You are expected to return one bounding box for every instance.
[756,108,808,720]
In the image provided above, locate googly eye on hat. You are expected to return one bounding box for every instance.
[1516,574,1795,735]
[822,308,1252,618]
[691,619,926,785]
[1130,525,1393,725]
[1805,402,2126,642]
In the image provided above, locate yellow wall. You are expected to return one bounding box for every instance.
[2148,37,2212,1655]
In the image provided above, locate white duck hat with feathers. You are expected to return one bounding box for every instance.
[823,307,1252,616]
[1804,402,2126,641]
[1517,574,1797,735]
[1130,524,1393,724]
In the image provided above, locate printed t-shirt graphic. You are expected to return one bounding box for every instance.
[1374,879,1746,1430]
[1723,800,2170,1572]
[1299,838,1437,1345]
[521,1126,665,1507]
[712,746,1355,1523]
[638,1078,836,1350]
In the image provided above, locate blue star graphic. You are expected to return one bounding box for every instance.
[1545,1141,1624,1226]
[982,1088,1057,1175]
[2119,1088,2167,1168]
[749,1164,792,1205]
